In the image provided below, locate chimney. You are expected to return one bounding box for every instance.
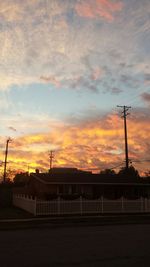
[35,169,40,174]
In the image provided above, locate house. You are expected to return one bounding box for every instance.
[13,167,150,200]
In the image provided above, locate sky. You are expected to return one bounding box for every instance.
[0,0,150,176]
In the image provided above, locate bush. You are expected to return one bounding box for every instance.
[0,184,13,207]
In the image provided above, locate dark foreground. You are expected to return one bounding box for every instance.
[0,223,150,267]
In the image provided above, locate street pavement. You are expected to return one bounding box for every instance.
[0,223,150,266]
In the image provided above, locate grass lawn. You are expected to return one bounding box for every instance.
[0,206,34,220]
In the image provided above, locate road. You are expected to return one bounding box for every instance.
[0,223,150,266]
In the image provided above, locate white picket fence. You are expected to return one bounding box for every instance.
[13,195,36,215]
[13,194,150,216]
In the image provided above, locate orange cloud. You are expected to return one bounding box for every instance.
[0,111,149,177]
[75,0,123,21]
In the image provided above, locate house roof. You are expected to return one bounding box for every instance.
[29,172,146,185]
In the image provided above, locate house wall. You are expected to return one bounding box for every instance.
[26,178,57,198]
[14,174,150,200]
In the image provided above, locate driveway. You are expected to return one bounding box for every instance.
[0,224,150,266]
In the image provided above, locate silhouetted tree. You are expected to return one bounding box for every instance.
[100,169,116,175]
[144,171,150,177]
[0,169,16,184]
[118,165,140,178]
[13,172,29,186]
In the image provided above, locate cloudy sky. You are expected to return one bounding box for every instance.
[0,0,150,175]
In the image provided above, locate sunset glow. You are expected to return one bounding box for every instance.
[0,0,149,177]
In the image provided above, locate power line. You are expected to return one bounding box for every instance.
[131,159,150,163]
[110,162,124,170]
[124,86,150,108]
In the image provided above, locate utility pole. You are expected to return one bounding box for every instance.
[28,164,30,174]
[3,137,12,182]
[117,105,131,170]
[49,150,54,170]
